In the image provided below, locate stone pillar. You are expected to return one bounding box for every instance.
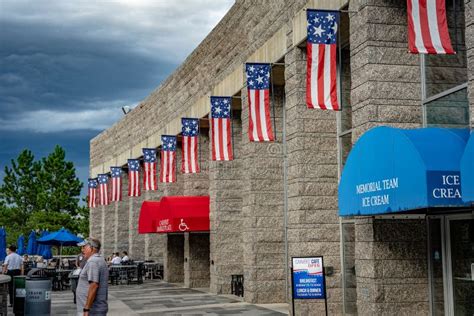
[129,169,146,260]
[349,0,422,140]
[184,233,210,288]
[182,135,210,288]
[116,172,129,255]
[102,203,115,257]
[285,46,341,315]
[143,190,165,262]
[466,0,474,127]
[162,147,184,281]
[241,84,286,304]
[113,201,119,253]
[354,218,429,315]
[89,205,101,241]
[164,234,185,283]
[209,115,244,294]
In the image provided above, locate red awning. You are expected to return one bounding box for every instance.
[156,196,210,233]
[138,201,161,234]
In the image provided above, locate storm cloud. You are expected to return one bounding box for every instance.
[0,0,234,197]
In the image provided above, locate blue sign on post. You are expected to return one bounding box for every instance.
[291,257,325,299]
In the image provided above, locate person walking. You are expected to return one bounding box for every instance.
[2,245,24,307]
[76,237,109,316]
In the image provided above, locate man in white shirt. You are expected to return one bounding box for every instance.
[110,253,121,265]
[2,245,24,306]
[121,251,129,263]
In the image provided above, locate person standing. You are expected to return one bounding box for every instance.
[121,251,129,263]
[76,237,108,316]
[2,245,24,307]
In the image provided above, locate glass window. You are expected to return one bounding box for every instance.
[425,86,469,128]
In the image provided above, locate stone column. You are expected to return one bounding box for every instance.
[182,134,211,288]
[102,202,115,257]
[466,0,474,127]
[348,1,429,314]
[162,147,184,282]
[209,115,244,294]
[143,189,165,262]
[116,172,129,255]
[285,46,341,315]
[240,84,286,304]
[113,201,119,253]
[354,218,429,315]
[129,169,146,260]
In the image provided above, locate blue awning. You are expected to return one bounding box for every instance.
[339,127,470,216]
[461,132,474,202]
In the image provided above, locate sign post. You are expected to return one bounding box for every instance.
[291,256,327,316]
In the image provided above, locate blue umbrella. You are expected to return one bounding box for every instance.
[0,227,6,261]
[37,227,83,258]
[26,231,37,255]
[36,231,46,257]
[17,235,25,256]
[39,231,52,259]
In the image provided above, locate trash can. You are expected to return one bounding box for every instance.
[13,276,26,315]
[25,269,52,316]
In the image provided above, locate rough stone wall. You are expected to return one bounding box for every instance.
[102,202,115,257]
[349,0,422,141]
[285,46,341,315]
[184,233,210,288]
[241,85,286,304]
[127,169,145,260]
[89,205,101,242]
[209,116,244,294]
[354,219,429,315]
[143,190,165,262]
[467,0,474,127]
[182,134,210,196]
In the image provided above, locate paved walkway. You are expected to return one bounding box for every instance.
[46,280,288,315]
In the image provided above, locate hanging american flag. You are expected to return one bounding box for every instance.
[181,118,200,173]
[87,178,98,208]
[306,9,340,110]
[246,63,274,142]
[210,96,233,161]
[97,174,110,206]
[127,159,141,197]
[407,0,454,54]
[143,148,157,190]
[110,167,122,202]
[160,135,176,182]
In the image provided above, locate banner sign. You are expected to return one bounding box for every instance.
[292,257,325,299]
[427,171,463,205]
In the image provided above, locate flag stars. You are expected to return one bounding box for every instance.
[313,25,325,37]
[256,76,264,84]
[326,13,335,21]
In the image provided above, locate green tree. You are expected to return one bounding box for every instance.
[0,150,41,227]
[37,146,82,216]
[0,146,88,244]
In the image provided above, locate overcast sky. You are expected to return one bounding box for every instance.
[0,0,234,200]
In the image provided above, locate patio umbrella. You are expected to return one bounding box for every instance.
[39,231,52,259]
[17,235,25,256]
[0,227,6,261]
[26,231,38,255]
[37,227,83,258]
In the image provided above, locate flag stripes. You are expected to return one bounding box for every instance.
[407,0,454,54]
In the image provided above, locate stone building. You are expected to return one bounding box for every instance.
[89,0,473,315]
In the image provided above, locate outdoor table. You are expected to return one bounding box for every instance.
[109,265,140,285]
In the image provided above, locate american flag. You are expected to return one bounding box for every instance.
[181,118,200,173]
[210,96,233,161]
[160,135,176,183]
[246,63,274,142]
[306,9,340,110]
[87,178,98,208]
[110,167,122,202]
[127,159,141,197]
[407,0,454,54]
[143,148,157,190]
[97,174,109,206]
